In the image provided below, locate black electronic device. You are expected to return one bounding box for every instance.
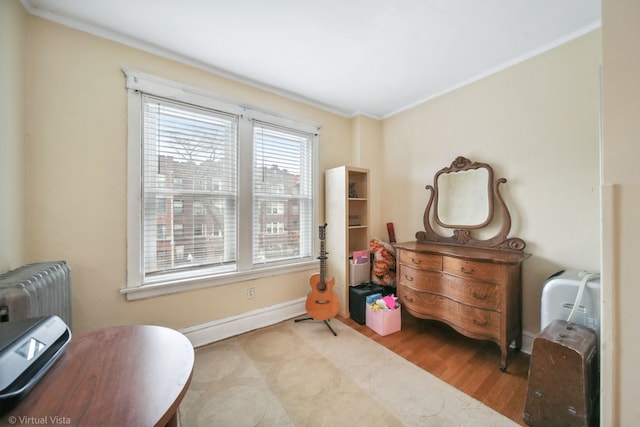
[0,315,71,406]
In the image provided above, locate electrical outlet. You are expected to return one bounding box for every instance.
[247,287,255,299]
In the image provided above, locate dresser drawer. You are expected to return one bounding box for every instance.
[442,274,501,310]
[443,257,504,283]
[398,250,442,271]
[398,266,500,310]
[398,286,500,341]
[397,265,440,289]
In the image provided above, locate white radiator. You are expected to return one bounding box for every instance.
[0,262,72,328]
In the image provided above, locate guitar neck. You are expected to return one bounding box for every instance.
[318,224,328,288]
[318,239,327,285]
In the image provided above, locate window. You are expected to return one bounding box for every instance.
[123,69,319,299]
[267,202,285,215]
[156,198,167,214]
[173,199,184,215]
[266,222,285,234]
[173,223,184,238]
[157,224,166,240]
[193,202,204,216]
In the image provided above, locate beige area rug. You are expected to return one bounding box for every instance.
[179,318,518,427]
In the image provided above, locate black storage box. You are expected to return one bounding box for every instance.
[349,283,394,324]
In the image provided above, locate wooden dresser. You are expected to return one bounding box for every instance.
[395,241,528,371]
[397,156,529,370]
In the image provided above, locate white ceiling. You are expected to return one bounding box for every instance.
[22,0,601,119]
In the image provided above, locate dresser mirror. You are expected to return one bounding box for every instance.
[435,159,492,228]
[417,156,525,251]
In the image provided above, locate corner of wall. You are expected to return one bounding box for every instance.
[0,0,28,272]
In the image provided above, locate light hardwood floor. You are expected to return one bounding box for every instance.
[338,308,530,426]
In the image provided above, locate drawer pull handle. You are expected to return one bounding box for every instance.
[460,266,475,275]
[404,274,414,282]
[473,291,488,300]
[473,318,488,326]
[403,295,414,303]
[411,258,422,265]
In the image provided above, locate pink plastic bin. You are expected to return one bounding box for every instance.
[365,304,401,336]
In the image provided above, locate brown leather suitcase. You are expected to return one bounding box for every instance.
[523,319,599,426]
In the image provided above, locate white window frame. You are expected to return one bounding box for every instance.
[121,68,320,300]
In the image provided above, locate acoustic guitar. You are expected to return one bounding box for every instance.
[305,224,339,320]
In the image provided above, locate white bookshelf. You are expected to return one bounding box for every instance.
[325,166,370,318]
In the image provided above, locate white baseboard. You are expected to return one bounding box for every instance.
[520,330,535,355]
[180,297,537,356]
[180,297,307,347]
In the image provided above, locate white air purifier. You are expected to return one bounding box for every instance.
[540,269,601,337]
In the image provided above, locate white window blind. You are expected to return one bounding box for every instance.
[252,123,314,264]
[142,96,238,278]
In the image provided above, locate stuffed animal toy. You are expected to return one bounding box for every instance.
[370,238,396,286]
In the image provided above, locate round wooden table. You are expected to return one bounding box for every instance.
[1,325,194,427]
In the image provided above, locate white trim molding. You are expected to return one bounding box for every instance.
[180,297,307,347]
[520,330,535,355]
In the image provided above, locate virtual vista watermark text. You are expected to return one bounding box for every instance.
[7,415,72,425]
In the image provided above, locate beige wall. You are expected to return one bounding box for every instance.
[22,16,353,332]
[0,1,27,272]
[350,115,385,238]
[601,0,640,424]
[382,30,602,337]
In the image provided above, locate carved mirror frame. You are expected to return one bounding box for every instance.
[434,157,493,229]
[416,156,526,251]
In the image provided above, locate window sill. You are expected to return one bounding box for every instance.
[120,260,318,301]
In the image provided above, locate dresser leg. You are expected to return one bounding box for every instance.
[500,347,508,372]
